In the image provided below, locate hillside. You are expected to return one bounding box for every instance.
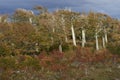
[0,7,120,80]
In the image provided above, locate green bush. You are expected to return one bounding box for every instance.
[21,55,41,70]
[0,56,16,69]
[0,44,12,56]
[107,43,120,55]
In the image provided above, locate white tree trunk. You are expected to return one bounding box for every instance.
[62,16,68,42]
[95,33,99,50]
[0,17,1,23]
[51,27,55,44]
[102,36,105,48]
[53,27,55,33]
[64,26,68,43]
[104,30,108,43]
[35,47,39,52]
[71,24,76,46]
[59,44,62,52]
[63,25,68,42]
[82,29,86,47]
[65,36,68,43]
[29,17,32,23]
[4,19,7,23]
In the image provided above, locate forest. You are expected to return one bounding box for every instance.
[0,6,120,80]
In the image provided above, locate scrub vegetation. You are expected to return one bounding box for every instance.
[0,6,120,80]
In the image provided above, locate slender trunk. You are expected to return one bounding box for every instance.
[63,25,68,42]
[4,19,7,23]
[35,43,39,52]
[53,27,55,33]
[62,16,68,42]
[95,33,99,50]
[102,36,105,48]
[104,30,108,43]
[85,68,88,76]
[65,36,68,42]
[29,17,32,23]
[82,29,86,47]
[71,24,76,46]
[51,27,55,44]
[64,27,68,42]
[64,26,68,42]
[59,44,62,52]
[35,47,39,52]
[0,17,1,23]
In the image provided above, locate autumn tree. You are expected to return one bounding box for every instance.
[12,8,34,23]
